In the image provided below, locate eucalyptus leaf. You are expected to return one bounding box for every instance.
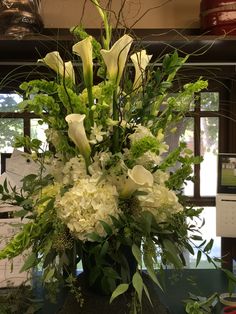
[132,244,142,266]
[132,272,143,304]
[110,283,129,303]
[143,254,162,289]
[162,239,183,268]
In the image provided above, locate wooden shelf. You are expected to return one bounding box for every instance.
[0,28,236,64]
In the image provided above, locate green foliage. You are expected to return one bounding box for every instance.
[185,293,218,314]
[0,285,42,314]
[0,2,220,313]
[130,136,161,159]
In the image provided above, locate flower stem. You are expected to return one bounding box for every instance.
[92,0,111,49]
[112,90,119,153]
[87,86,94,126]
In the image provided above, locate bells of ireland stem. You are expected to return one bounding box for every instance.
[100,34,133,85]
[130,50,152,91]
[120,165,154,199]
[72,36,93,89]
[38,51,75,83]
[65,114,91,167]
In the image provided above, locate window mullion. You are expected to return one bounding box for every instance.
[194,97,201,199]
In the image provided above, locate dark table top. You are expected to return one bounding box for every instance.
[36,269,230,314]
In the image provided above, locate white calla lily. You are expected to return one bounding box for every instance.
[38,51,75,83]
[120,165,153,198]
[73,36,93,88]
[100,34,133,84]
[131,50,152,90]
[65,114,91,165]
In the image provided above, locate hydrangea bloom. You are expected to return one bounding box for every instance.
[56,178,119,240]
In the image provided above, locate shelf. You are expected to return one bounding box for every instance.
[0,28,236,64]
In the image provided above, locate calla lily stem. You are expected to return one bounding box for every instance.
[87,86,94,126]
[92,0,111,49]
[112,90,120,153]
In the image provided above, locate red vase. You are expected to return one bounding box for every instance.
[200,0,236,35]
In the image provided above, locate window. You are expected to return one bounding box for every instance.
[171,71,231,268]
[0,93,47,174]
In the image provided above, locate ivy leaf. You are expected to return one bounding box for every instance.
[110,283,129,303]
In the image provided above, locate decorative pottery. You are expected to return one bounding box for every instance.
[0,0,43,37]
[200,0,236,35]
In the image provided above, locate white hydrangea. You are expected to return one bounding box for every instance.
[45,128,61,147]
[62,156,88,185]
[88,151,112,177]
[136,151,162,169]
[48,157,65,182]
[56,178,119,241]
[137,184,183,223]
[153,169,170,185]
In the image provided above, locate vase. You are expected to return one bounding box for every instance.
[0,0,44,38]
[81,242,137,296]
[58,272,170,314]
[57,241,170,314]
[200,0,236,35]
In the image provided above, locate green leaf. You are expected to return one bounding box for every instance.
[140,211,153,235]
[99,220,113,236]
[132,244,142,266]
[110,283,129,303]
[44,268,55,282]
[89,266,101,285]
[196,250,202,267]
[185,242,194,255]
[3,179,9,193]
[203,239,214,253]
[100,241,109,257]
[20,252,37,272]
[162,239,183,268]
[143,283,153,306]
[86,232,103,242]
[132,272,143,304]
[143,254,162,289]
[109,215,122,228]
[103,267,120,280]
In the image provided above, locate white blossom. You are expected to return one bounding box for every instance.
[56,178,119,241]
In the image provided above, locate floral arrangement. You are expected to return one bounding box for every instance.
[0,0,221,312]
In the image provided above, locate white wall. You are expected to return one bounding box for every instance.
[41,0,200,29]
